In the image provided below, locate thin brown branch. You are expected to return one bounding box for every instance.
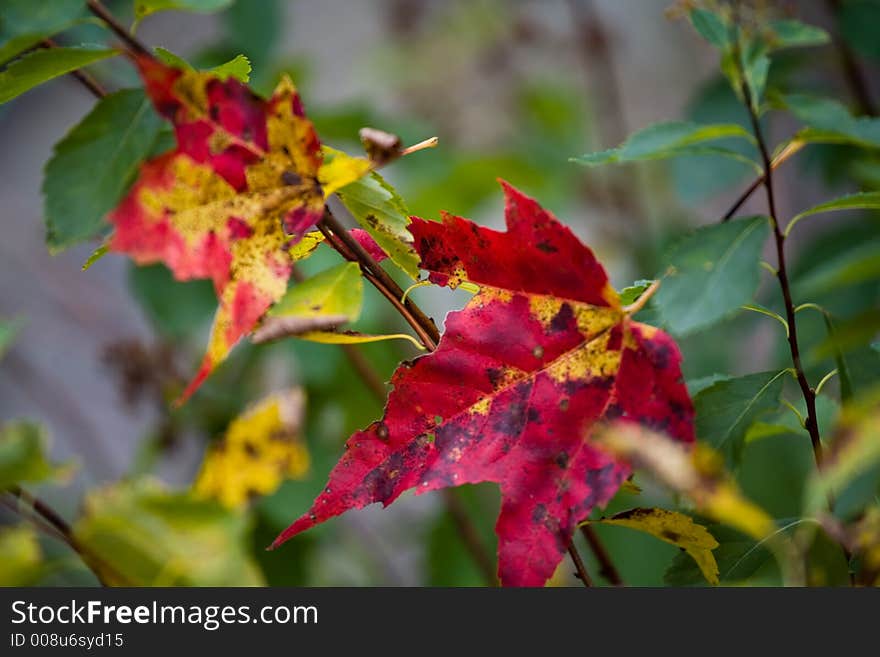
[740,83,823,467]
[580,525,624,586]
[6,486,110,586]
[568,542,593,587]
[722,140,804,222]
[86,0,151,56]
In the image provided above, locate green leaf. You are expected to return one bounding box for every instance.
[732,37,770,109]
[618,279,654,307]
[689,8,731,50]
[0,0,85,65]
[0,45,117,105]
[134,0,233,21]
[153,46,251,82]
[0,421,69,490]
[766,19,830,50]
[839,0,880,62]
[783,94,880,149]
[571,121,757,169]
[43,89,165,250]
[73,478,264,586]
[687,373,731,397]
[270,262,363,323]
[336,171,421,280]
[786,191,880,236]
[0,526,46,586]
[210,53,251,82]
[695,370,787,464]
[653,216,770,335]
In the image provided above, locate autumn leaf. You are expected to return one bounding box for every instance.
[107,56,367,403]
[586,507,720,585]
[194,389,309,509]
[272,181,695,586]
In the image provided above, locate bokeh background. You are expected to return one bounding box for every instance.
[1,0,878,585]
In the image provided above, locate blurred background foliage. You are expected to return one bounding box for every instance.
[0,0,878,586]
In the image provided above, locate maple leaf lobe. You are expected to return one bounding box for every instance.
[274,182,694,586]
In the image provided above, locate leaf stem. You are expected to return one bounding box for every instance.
[740,83,823,468]
[86,0,151,56]
[400,136,439,156]
[317,209,440,350]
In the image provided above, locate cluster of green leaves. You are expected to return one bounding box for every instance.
[571,2,880,585]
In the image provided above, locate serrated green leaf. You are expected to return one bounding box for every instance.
[43,89,165,250]
[74,478,264,586]
[270,262,363,323]
[0,526,45,586]
[689,8,731,50]
[336,171,421,280]
[153,46,251,82]
[653,216,770,335]
[572,121,757,169]
[695,370,787,464]
[0,421,69,490]
[210,53,251,82]
[134,0,233,21]
[0,45,116,105]
[766,19,829,50]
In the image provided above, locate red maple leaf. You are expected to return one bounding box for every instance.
[272,182,694,585]
[108,56,327,402]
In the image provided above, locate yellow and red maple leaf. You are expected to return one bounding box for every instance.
[272,182,695,586]
[109,57,364,402]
